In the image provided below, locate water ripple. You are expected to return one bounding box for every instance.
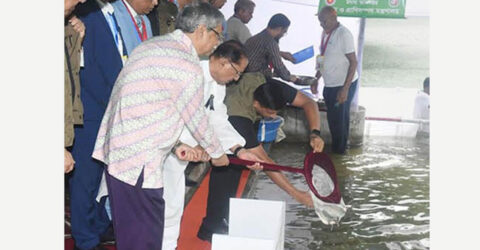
[254,137,429,249]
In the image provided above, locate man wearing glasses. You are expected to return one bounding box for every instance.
[197,71,325,242]
[209,27,224,42]
[91,3,230,249]
[162,39,261,250]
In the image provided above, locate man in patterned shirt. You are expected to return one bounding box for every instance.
[92,3,229,249]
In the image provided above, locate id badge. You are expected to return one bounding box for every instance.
[315,55,325,72]
[122,55,128,65]
[80,47,84,68]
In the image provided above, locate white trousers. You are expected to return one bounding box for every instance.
[162,154,189,250]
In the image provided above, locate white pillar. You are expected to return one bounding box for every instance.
[352,17,366,111]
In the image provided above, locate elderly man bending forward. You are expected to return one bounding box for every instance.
[92,3,229,250]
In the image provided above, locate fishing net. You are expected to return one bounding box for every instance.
[229,152,347,225]
[304,152,346,225]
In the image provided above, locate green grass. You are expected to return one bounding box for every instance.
[361,17,429,88]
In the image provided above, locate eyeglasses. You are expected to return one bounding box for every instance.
[208,28,224,43]
[229,61,242,78]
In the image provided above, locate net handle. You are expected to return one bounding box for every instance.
[228,157,304,174]
[229,154,342,204]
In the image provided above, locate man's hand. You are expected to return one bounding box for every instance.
[336,87,349,104]
[294,77,304,85]
[237,148,264,171]
[211,154,229,167]
[64,148,75,173]
[245,162,263,171]
[69,15,86,40]
[175,143,197,161]
[280,51,296,63]
[309,135,324,153]
[312,71,322,95]
[292,190,314,208]
[193,145,211,162]
[289,75,298,83]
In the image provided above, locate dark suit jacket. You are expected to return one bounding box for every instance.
[76,0,124,122]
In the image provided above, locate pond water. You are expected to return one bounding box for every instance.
[248,136,430,250]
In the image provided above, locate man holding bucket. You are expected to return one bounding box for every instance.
[197,72,325,242]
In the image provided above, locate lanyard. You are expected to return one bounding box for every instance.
[121,0,147,42]
[320,24,339,56]
[106,12,123,55]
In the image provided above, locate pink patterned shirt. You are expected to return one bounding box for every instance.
[92,30,224,188]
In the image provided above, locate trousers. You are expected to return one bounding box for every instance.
[322,80,358,154]
[161,155,189,250]
[70,121,110,249]
[106,168,165,250]
[198,164,244,239]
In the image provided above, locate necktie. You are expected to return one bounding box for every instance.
[135,16,143,36]
[107,12,120,49]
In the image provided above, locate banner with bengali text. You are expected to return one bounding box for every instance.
[318,0,406,18]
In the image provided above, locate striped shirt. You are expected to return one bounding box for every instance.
[92,29,224,189]
[244,29,291,81]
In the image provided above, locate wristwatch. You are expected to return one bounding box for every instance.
[310,129,321,138]
[233,146,244,157]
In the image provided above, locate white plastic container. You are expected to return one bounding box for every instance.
[212,198,286,250]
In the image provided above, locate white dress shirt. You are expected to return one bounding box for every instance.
[178,60,246,153]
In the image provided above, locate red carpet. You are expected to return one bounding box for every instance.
[177,168,251,250]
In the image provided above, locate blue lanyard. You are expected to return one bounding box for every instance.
[106,12,121,53]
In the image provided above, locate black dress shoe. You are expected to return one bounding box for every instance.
[197,219,229,242]
[197,224,213,242]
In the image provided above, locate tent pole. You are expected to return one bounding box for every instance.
[352,17,366,111]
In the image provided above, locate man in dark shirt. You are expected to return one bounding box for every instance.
[244,13,300,83]
[197,73,324,242]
